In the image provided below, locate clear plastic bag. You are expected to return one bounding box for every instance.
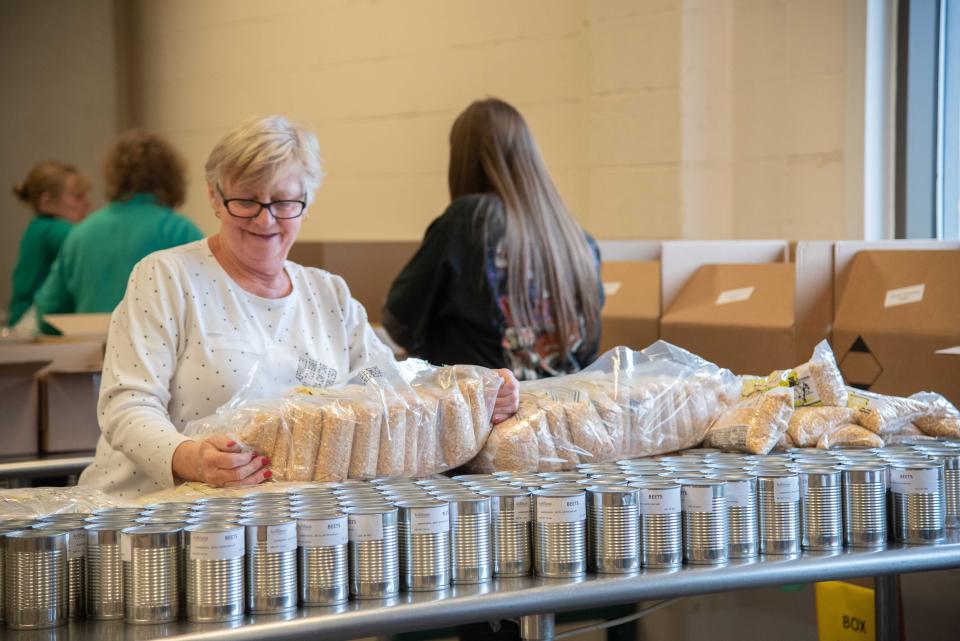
[786,406,857,448]
[468,341,741,472]
[817,424,884,449]
[910,391,960,438]
[703,388,795,454]
[846,387,928,435]
[184,358,503,481]
[0,487,134,519]
[741,340,848,408]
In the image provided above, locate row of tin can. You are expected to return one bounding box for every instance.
[1,439,957,629]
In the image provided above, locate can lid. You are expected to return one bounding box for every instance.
[184,522,245,534]
[237,516,295,527]
[395,499,447,510]
[291,510,346,520]
[479,487,530,498]
[343,505,397,515]
[5,528,68,552]
[533,488,586,497]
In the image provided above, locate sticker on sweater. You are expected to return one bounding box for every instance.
[884,284,924,308]
[715,286,755,306]
[189,529,245,561]
[296,356,337,388]
[640,486,681,515]
[348,513,384,542]
[536,495,586,524]
[410,505,449,535]
[681,486,716,513]
[890,467,940,495]
[773,477,800,504]
[266,522,298,554]
[299,516,348,548]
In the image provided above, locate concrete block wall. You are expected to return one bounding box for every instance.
[124,0,865,245]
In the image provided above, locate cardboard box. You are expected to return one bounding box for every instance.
[288,241,419,324]
[792,241,835,363]
[661,262,796,375]
[596,240,661,262]
[6,331,106,454]
[42,313,111,340]
[833,250,960,405]
[0,358,48,457]
[599,261,660,353]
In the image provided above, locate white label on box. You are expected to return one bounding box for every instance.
[120,534,131,562]
[603,281,623,296]
[682,486,718,513]
[410,505,449,535]
[536,495,586,524]
[639,486,681,515]
[774,477,800,504]
[190,530,245,561]
[725,481,753,508]
[348,513,384,542]
[265,522,297,554]
[884,284,925,308]
[891,467,940,494]
[935,346,960,355]
[68,532,86,560]
[715,286,755,306]
[299,517,348,548]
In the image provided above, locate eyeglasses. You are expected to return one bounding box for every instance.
[217,185,307,220]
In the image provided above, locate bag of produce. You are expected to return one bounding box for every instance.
[703,388,794,454]
[741,340,848,407]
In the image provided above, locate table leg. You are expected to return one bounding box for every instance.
[875,574,901,641]
[520,613,556,641]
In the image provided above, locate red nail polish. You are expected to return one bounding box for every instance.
[226,440,236,447]
[261,457,270,466]
[264,470,273,479]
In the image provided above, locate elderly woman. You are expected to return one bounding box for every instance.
[79,116,519,499]
[34,130,202,330]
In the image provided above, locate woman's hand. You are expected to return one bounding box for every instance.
[492,368,520,424]
[172,435,272,487]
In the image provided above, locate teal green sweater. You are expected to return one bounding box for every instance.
[8,215,73,326]
[34,194,203,330]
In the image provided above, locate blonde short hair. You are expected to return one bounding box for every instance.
[205,115,324,200]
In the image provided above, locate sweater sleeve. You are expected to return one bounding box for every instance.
[96,255,192,489]
[33,234,77,332]
[328,274,394,374]
[382,212,454,355]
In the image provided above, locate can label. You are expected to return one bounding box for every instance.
[348,513,384,541]
[640,486,681,515]
[891,467,939,495]
[68,532,87,560]
[190,529,244,561]
[536,495,586,523]
[299,516,348,547]
[773,477,800,504]
[681,486,715,513]
[410,505,449,535]
[725,481,752,509]
[265,522,298,554]
[491,496,531,523]
[120,534,132,562]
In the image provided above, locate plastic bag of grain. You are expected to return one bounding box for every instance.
[469,341,740,472]
[910,391,960,438]
[817,424,884,449]
[703,388,795,454]
[846,387,928,435]
[741,340,848,408]
[786,406,857,448]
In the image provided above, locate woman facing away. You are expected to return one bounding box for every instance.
[8,160,91,327]
[33,130,203,330]
[384,97,604,382]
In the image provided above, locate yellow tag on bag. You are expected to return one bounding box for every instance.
[815,581,876,641]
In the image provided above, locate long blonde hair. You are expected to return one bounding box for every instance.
[448,98,600,361]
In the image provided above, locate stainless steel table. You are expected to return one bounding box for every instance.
[0,453,93,481]
[6,543,959,641]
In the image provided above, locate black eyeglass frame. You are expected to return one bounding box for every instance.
[217,184,308,220]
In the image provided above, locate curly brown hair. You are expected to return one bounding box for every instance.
[104,130,187,207]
